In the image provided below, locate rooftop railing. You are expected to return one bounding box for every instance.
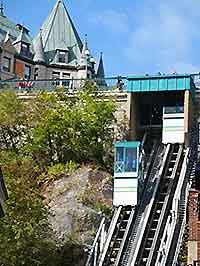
[0,77,127,93]
[1,73,200,94]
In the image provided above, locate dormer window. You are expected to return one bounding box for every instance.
[21,42,29,55]
[56,50,68,63]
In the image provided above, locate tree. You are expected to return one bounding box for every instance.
[0,84,116,265]
[0,157,58,266]
[26,82,116,167]
[0,92,28,153]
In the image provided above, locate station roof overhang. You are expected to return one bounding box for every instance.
[127,74,196,97]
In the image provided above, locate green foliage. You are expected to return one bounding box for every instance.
[0,92,28,152]
[0,84,115,265]
[0,84,115,167]
[41,161,80,183]
[0,157,58,266]
[24,84,115,167]
[76,187,112,216]
[65,160,80,172]
[56,235,86,266]
[179,224,188,263]
[47,163,66,179]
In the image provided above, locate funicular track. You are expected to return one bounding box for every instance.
[85,135,163,266]
[85,140,192,266]
[118,143,165,266]
[98,206,135,266]
[97,141,164,266]
[134,144,184,266]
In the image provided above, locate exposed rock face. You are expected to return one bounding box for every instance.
[43,165,112,244]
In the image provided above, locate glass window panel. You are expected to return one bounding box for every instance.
[62,73,70,87]
[164,106,184,114]
[58,51,67,63]
[116,147,124,162]
[21,42,29,57]
[24,65,31,79]
[3,57,11,72]
[22,43,28,49]
[52,72,60,86]
[125,148,137,172]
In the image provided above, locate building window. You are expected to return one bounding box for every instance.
[24,65,31,79]
[21,42,29,55]
[57,50,68,63]
[62,73,70,87]
[34,74,38,80]
[52,71,60,86]
[2,57,11,72]
[34,67,38,79]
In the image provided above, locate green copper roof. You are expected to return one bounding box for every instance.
[127,74,195,93]
[0,14,32,45]
[13,28,32,45]
[33,0,83,66]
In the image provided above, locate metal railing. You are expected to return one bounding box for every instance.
[85,217,108,266]
[0,77,127,93]
[1,73,200,94]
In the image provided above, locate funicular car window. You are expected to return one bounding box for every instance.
[125,148,137,172]
[164,106,184,114]
[116,147,124,173]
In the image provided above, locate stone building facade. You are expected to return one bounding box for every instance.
[0,0,105,83]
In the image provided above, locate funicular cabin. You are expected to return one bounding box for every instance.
[162,106,184,144]
[113,141,141,206]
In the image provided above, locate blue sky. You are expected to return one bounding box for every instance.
[4,0,200,76]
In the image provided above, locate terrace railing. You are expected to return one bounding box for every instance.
[0,77,127,93]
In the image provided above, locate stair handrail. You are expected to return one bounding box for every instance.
[85,217,106,266]
[98,206,122,266]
